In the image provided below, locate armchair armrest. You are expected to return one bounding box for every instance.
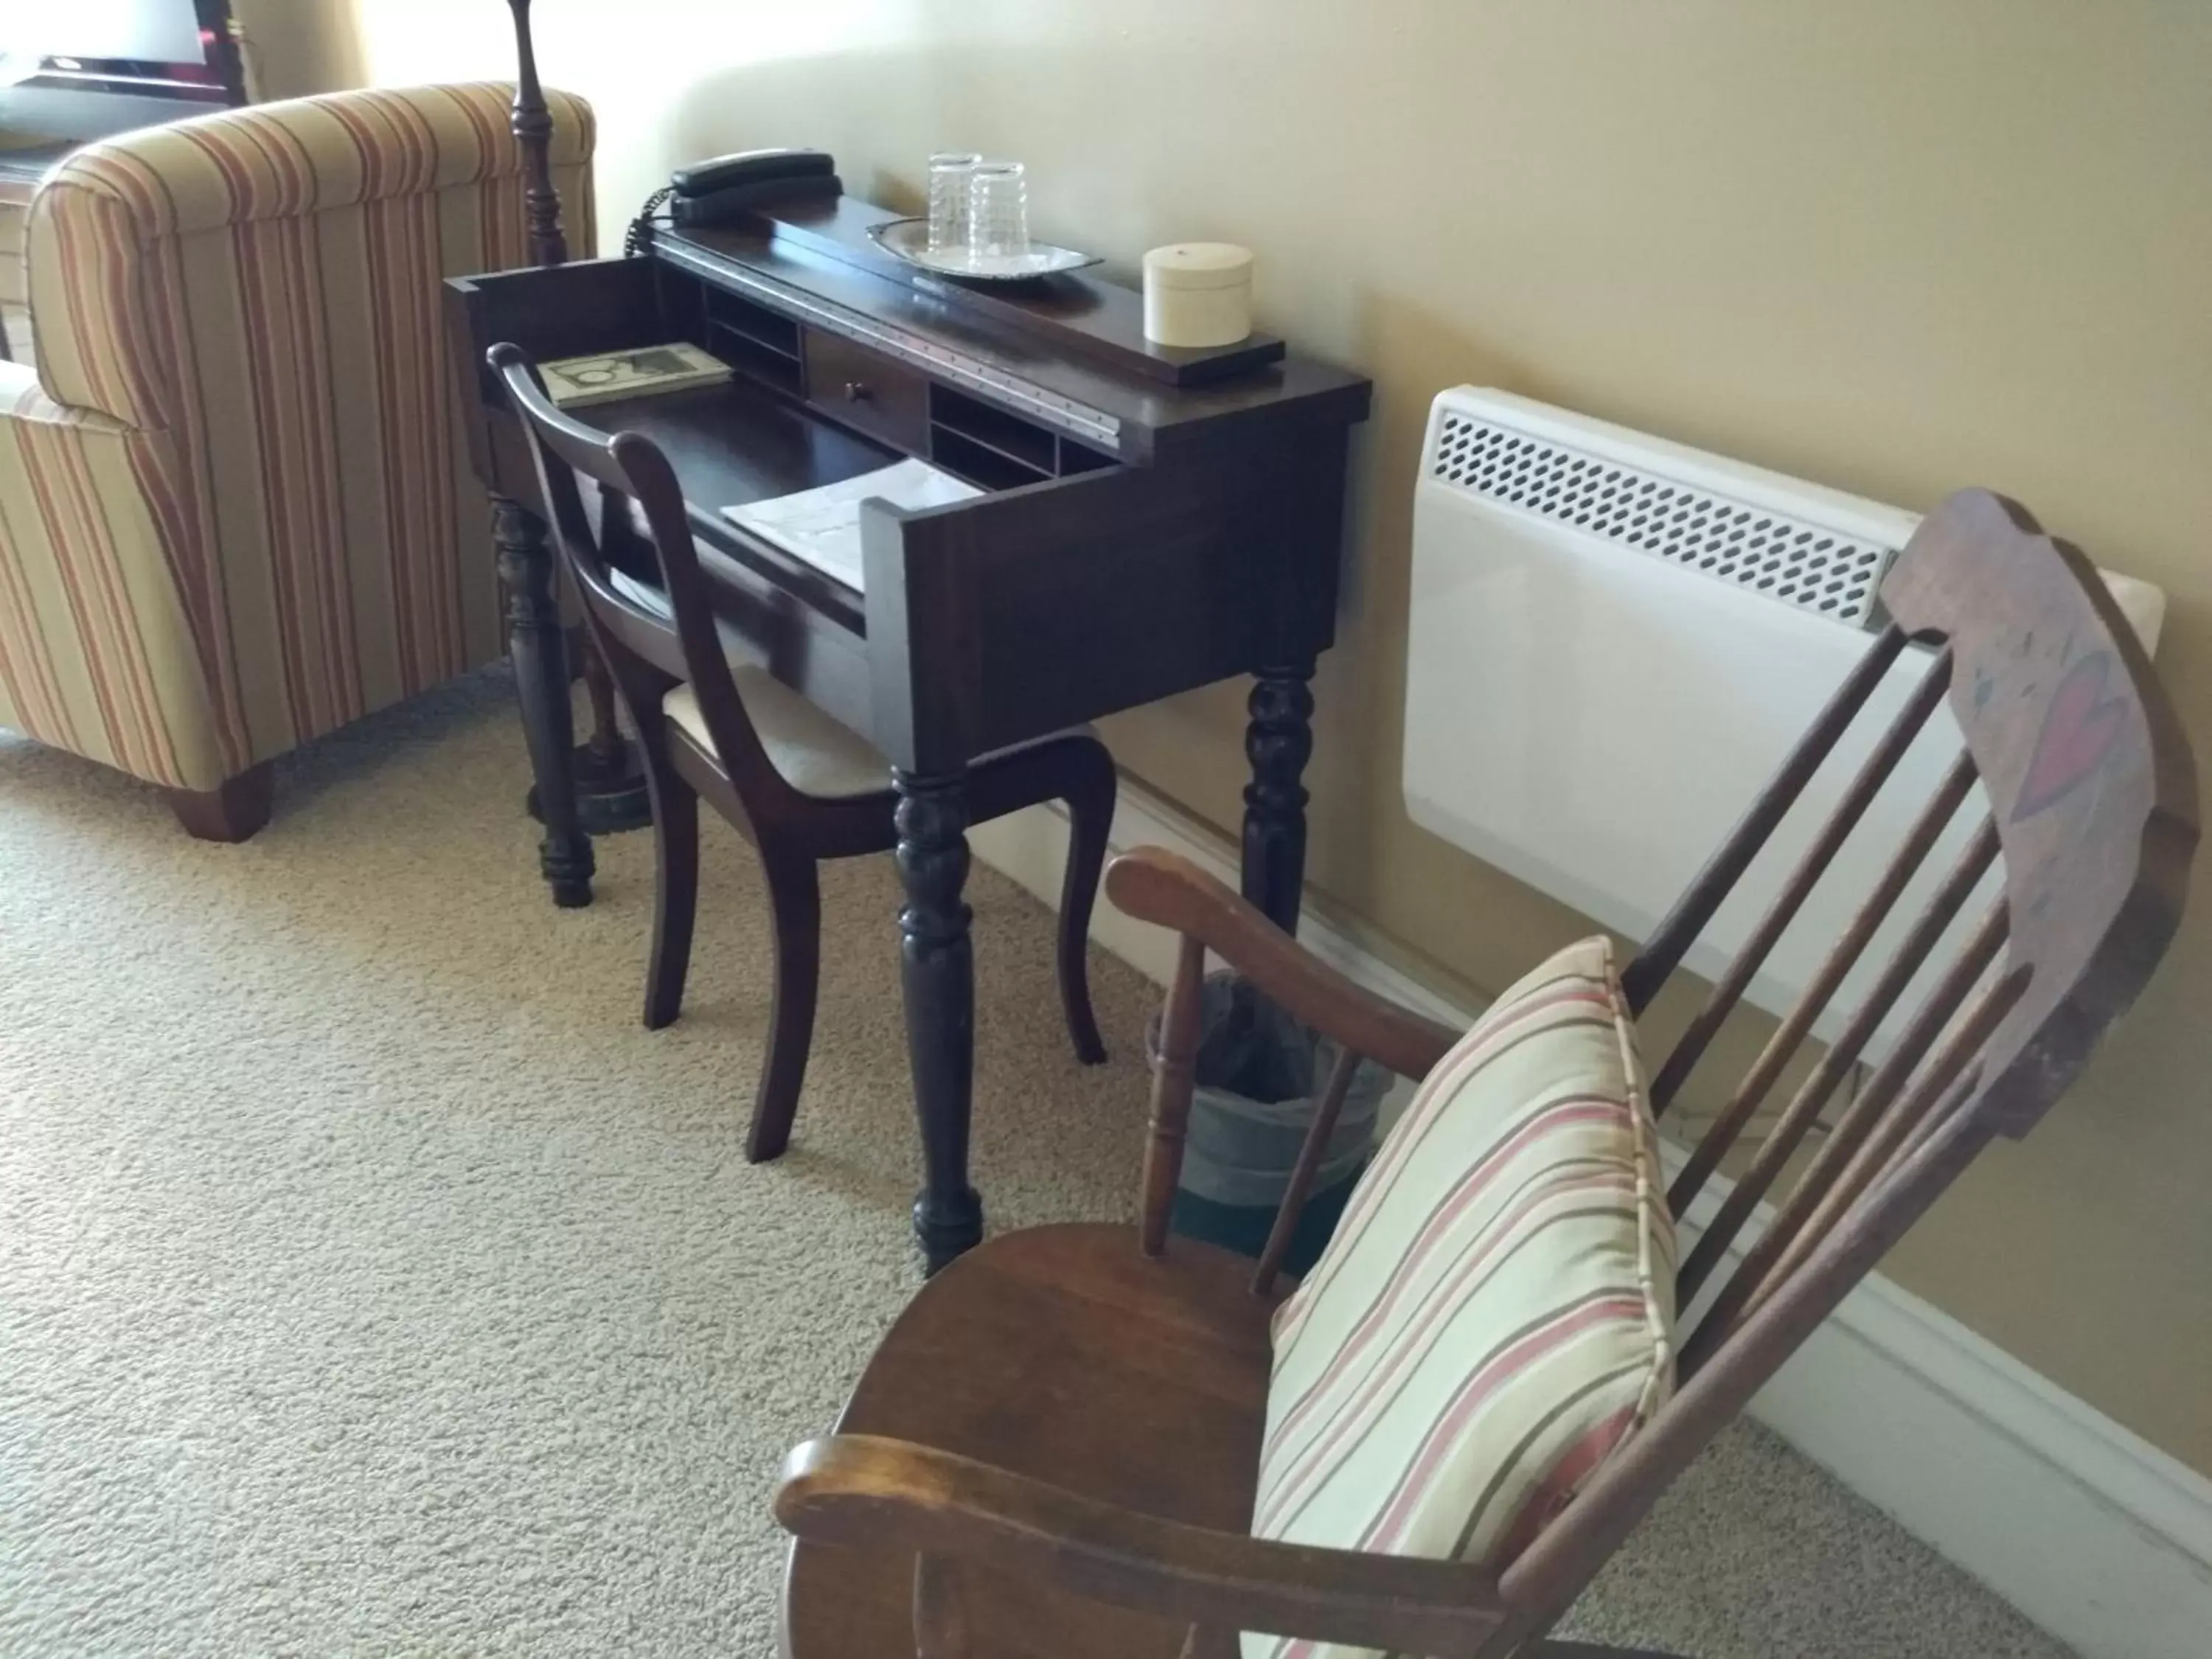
[776,1433,1504,1654]
[0,361,123,429]
[1105,847,1461,1082]
[0,366,224,790]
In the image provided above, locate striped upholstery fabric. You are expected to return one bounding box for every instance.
[1245,936,1675,1659]
[0,84,594,793]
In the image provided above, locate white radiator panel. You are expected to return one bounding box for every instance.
[1404,389,2165,1054]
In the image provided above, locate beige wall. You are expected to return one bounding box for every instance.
[322,1,2212,1475]
[232,0,364,102]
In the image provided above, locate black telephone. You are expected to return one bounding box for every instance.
[625,148,841,254]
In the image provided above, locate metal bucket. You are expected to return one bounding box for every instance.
[1144,974,1389,1269]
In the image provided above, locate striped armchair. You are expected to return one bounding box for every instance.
[0,83,594,838]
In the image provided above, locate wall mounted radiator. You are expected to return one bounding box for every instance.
[1403,389,2166,1054]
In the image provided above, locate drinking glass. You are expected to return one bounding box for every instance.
[927,152,981,255]
[967,161,1029,263]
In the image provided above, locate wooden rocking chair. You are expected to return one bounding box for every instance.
[771,489,2197,1658]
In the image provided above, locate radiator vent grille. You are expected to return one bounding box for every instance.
[1431,412,1896,627]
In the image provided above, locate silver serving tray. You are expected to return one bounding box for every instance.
[868,217,1102,282]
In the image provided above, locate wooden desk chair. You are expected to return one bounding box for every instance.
[770,489,2197,1657]
[492,346,1116,1161]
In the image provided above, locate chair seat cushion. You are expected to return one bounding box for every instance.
[662,672,888,799]
[1245,936,1675,1659]
[612,560,892,797]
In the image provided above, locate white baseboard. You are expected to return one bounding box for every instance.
[967,783,2212,1659]
[1668,1149,2212,1659]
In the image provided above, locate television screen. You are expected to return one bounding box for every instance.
[0,0,234,139]
[15,2,211,69]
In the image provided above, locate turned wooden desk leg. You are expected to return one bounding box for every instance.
[1241,660,1316,936]
[492,495,594,908]
[894,767,982,1273]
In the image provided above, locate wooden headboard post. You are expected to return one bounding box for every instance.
[495,0,655,877]
[505,0,568,268]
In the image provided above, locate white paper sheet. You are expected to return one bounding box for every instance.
[722,459,981,592]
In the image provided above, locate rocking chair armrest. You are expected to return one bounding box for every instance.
[1105,847,1462,1081]
[776,1434,1506,1652]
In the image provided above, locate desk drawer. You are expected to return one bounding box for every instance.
[804,330,928,453]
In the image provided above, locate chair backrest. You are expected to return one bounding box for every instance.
[21,83,595,746]
[489,344,801,810]
[1481,487,2198,1645]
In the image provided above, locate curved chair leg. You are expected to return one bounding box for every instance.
[1056,746,1116,1066]
[748,852,822,1164]
[643,769,700,1030]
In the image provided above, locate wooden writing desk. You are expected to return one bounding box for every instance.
[446,194,1370,1268]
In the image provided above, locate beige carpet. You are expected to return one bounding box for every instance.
[0,669,2073,1659]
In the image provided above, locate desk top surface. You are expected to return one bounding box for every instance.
[582,378,892,630]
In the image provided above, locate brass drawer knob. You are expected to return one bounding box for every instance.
[844,380,872,403]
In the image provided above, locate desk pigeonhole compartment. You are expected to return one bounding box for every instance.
[928,385,1057,489]
[928,385,1128,490]
[701,287,804,397]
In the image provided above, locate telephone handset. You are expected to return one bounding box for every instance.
[626,148,841,254]
[672,147,834,198]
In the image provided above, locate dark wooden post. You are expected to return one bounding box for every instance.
[1241,659,1317,935]
[212,3,254,108]
[499,0,650,866]
[493,496,594,906]
[505,0,568,268]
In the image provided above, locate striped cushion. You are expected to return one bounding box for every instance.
[1244,936,1674,1659]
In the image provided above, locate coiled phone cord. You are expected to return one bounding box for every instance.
[624,188,675,257]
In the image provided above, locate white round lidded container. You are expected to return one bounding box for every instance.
[1141,242,1254,348]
